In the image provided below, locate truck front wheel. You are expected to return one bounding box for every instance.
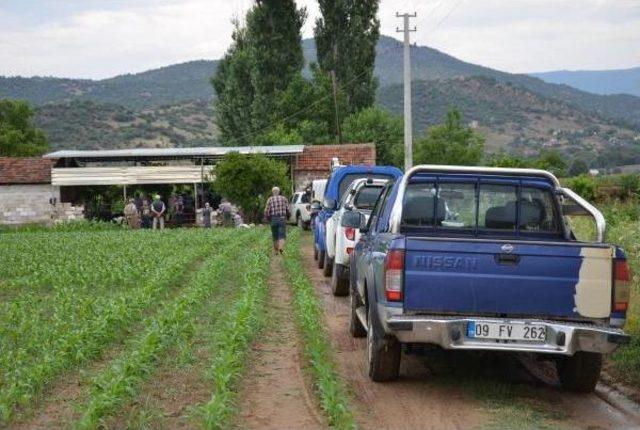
[367,303,401,382]
[556,352,602,392]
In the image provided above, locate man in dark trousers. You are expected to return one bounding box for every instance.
[151,194,166,230]
[264,186,290,255]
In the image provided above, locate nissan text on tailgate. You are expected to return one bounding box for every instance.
[346,165,630,391]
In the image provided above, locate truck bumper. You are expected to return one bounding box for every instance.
[379,305,629,356]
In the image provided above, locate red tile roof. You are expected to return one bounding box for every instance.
[295,143,376,172]
[0,157,55,185]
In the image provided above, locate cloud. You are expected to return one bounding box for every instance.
[0,0,638,79]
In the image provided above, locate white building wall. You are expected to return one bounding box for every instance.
[0,184,60,225]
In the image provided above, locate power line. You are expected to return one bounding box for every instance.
[432,0,463,35]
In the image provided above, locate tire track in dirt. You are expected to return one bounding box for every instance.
[301,238,487,430]
[236,255,324,429]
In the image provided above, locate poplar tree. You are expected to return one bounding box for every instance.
[314,0,380,114]
[247,0,306,131]
[211,22,255,145]
[211,1,306,144]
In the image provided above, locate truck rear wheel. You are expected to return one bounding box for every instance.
[556,352,602,392]
[367,303,401,382]
[318,250,325,269]
[349,283,366,338]
[323,255,333,277]
[331,262,349,296]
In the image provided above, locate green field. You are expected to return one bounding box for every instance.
[0,218,638,429]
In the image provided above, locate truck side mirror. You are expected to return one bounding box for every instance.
[341,210,363,228]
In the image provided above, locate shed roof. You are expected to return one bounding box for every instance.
[44,145,305,161]
[0,157,55,185]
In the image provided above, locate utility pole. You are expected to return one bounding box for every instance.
[396,12,416,171]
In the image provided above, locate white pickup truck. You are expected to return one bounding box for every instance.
[289,191,312,230]
[324,178,388,295]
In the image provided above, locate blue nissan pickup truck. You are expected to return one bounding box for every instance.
[313,164,402,273]
[344,165,630,391]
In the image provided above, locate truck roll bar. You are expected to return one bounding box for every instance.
[388,165,605,242]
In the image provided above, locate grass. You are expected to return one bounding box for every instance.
[281,229,356,430]
[75,228,257,429]
[196,234,271,430]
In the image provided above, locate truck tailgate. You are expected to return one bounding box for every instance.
[403,238,614,319]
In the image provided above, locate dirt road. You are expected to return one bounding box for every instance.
[237,256,324,429]
[300,238,640,430]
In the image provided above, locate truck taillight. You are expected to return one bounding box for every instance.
[384,250,404,302]
[613,260,631,312]
[345,227,356,241]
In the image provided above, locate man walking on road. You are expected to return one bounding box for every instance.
[264,186,290,255]
[151,194,166,230]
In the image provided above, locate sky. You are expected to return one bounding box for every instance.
[0,0,638,80]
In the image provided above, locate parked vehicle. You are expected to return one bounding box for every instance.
[289,191,312,230]
[325,178,389,295]
[311,179,327,204]
[346,165,630,391]
[313,165,403,276]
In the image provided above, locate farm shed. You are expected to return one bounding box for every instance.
[44,143,377,196]
[0,157,59,225]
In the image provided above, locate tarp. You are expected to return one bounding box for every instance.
[51,166,215,186]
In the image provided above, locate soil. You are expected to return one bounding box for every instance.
[236,256,324,429]
[299,236,640,430]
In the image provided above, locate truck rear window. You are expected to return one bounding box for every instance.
[401,182,561,236]
[353,186,384,210]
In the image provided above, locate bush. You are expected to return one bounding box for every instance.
[565,175,596,202]
[211,152,291,222]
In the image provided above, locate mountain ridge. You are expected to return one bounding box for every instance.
[2,35,639,128]
[530,66,640,97]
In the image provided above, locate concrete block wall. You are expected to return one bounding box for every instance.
[0,184,59,225]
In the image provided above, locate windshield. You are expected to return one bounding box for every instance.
[353,186,384,210]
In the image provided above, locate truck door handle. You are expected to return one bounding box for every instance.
[496,253,520,265]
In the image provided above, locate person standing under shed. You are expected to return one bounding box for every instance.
[124,198,140,229]
[264,186,290,255]
[202,202,213,228]
[151,194,166,230]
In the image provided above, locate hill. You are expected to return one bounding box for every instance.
[36,99,217,150]
[2,36,640,128]
[378,76,640,167]
[3,35,640,166]
[531,67,640,97]
[0,60,218,110]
